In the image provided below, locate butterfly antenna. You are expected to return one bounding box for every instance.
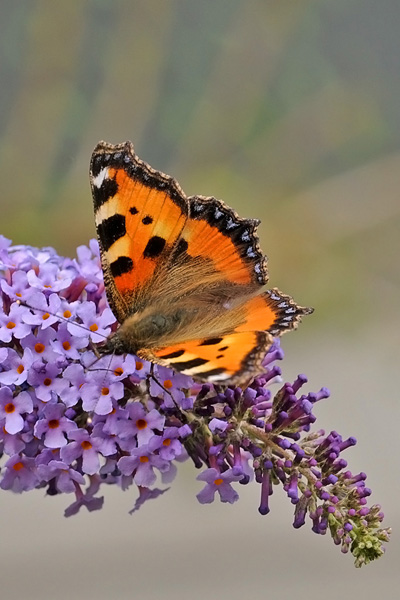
[15,298,109,340]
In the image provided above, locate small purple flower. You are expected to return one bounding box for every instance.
[21,291,61,329]
[98,353,139,382]
[20,327,58,362]
[196,468,243,504]
[61,429,105,475]
[34,403,77,448]
[118,444,171,487]
[27,262,73,293]
[0,302,32,342]
[27,362,68,403]
[51,323,89,359]
[80,376,124,416]
[155,427,183,461]
[0,455,38,492]
[36,460,85,493]
[1,269,32,301]
[67,301,115,342]
[0,348,34,385]
[0,388,33,434]
[150,366,193,409]
[118,403,165,445]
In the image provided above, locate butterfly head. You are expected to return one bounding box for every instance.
[98,308,187,356]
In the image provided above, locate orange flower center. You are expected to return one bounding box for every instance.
[6,321,16,329]
[214,478,223,486]
[34,343,45,354]
[4,403,15,414]
[136,419,147,430]
[62,341,71,351]
[135,361,143,371]
[139,456,149,463]
[13,461,24,472]
[114,367,123,376]
[101,387,109,396]
[43,378,52,386]
[16,364,24,374]
[163,379,173,389]
[48,419,59,429]
[89,323,98,332]
[63,310,72,318]
[42,313,50,320]
[162,438,171,446]
[81,440,92,450]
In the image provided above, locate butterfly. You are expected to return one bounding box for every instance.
[90,141,313,386]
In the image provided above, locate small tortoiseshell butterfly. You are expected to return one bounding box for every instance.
[90,141,312,385]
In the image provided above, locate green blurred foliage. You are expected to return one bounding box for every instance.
[0,0,399,333]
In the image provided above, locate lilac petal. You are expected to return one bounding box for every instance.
[197,468,219,483]
[60,442,81,465]
[197,484,216,504]
[44,428,68,449]
[82,448,100,475]
[14,391,33,414]
[118,455,139,476]
[217,482,239,504]
[93,394,114,416]
[134,462,157,487]
[5,411,24,435]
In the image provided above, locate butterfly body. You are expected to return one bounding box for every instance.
[90,141,312,384]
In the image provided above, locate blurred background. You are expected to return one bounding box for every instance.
[1,1,399,598]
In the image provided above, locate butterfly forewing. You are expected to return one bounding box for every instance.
[90,141,189,320]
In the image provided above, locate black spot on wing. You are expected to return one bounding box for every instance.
[176,238,188,254]
[97,214,126,252]
[218,346,228,352]
[91,154,103,178]
[93,178,119,210]
[199,337,223,346]
[172,357,209,371]
[110,256,133,277]
[142,215,153,225]
[158,349,185,359]
[129,206,139,215]
[143,236,166,258]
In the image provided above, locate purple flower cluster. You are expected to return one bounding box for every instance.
[0,235,390,566]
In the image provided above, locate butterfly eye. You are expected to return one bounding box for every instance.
[152,315,167,330]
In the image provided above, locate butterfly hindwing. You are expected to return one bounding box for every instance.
[148,330,273,384]
[141,289,311,383]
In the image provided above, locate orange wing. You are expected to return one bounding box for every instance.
[145,288,311,384]
[148,330,273,384]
